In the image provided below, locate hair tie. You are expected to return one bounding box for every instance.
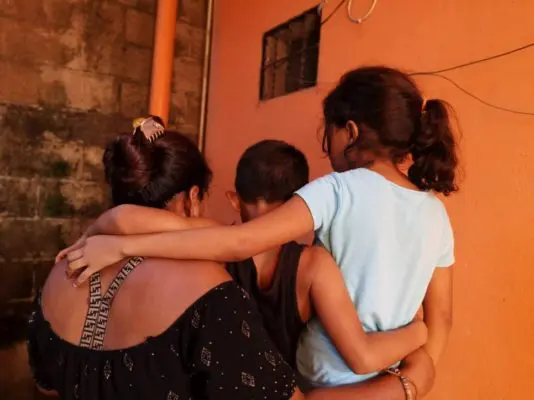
[132,117,165,142]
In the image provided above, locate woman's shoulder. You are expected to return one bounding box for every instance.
[137,258,231,289]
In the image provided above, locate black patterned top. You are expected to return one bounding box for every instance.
[27,281,298,400]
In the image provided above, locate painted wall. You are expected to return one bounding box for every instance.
[204,0,534,398]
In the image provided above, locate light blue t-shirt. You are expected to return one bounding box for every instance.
[295,169,454,387]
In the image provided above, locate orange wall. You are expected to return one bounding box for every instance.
[204,1,534,398]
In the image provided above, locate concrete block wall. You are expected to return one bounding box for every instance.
[0,0,207,316]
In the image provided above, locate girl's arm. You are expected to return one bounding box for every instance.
[56,205,220,263]
[88,204,222,235]
[119,196,314,261]
[67,196,314,282]
[422,267,453,365]
[306,246,428,375]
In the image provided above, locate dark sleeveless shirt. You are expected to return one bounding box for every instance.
[226,241,307,368]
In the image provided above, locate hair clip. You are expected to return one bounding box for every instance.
[132,117,165,142]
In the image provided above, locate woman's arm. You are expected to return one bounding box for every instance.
[422,267,453,365]
[306,247,427,375]
[67,196,314,283]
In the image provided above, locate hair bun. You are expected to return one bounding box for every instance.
[104,124,212,209]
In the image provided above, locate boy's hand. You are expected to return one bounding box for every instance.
[66,235,125,286]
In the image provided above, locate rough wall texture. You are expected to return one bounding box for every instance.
[0,0,207,317]
[0,0,207,398]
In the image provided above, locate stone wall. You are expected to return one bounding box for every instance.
[0,0,207,318]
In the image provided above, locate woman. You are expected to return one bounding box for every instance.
[28,117,432,399]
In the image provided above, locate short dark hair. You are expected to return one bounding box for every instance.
[235,140,309,203]
[103,121,212,208]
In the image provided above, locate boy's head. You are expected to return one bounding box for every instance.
[226,140,309,222]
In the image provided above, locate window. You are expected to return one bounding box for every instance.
[260,7,321,101]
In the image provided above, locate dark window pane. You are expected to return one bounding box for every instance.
[260,7,321,100]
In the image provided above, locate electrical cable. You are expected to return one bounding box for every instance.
[410,42,534,116]
[347,0,378,24]
[417,42,534,74]
[411,72,534,116]
[260,2,534,116]
[322,0,348,25]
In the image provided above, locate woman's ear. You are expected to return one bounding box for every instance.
[225,190,241,214]
[187,186,202,217]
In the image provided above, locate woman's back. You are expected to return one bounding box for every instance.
[30,258,298,399]
[41,258,229,349]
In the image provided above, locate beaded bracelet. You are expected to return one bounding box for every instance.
[385,367,418,400]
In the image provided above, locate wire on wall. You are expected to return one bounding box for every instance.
[290,40,534,116]
[410,41,534,116]
[320,0,378,25]
[347,0,378,24]
[411,72,534,116]
[262,1,534,116]
[320,0,347,26]
[416,42,534,75]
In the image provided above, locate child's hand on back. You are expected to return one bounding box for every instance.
[66,235,125,287]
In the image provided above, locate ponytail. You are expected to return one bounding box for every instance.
[408,99,458,196]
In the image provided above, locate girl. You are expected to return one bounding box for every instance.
[66,66,457,387]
